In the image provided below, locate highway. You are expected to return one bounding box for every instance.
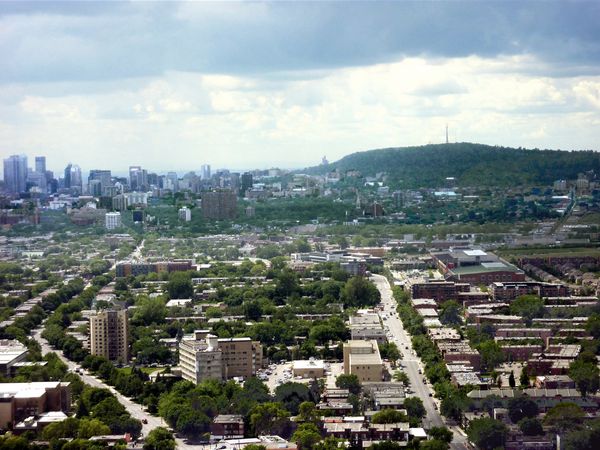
[371,274,469,449]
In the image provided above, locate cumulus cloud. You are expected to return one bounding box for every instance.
[0,2,599,172]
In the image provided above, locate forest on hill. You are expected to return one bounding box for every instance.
[306,143,600,188]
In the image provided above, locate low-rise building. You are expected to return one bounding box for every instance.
[0,382,71,430]
[211,415,244,441]
[292,359,325,379]
[0,340,28,376]
[343,340,383,383]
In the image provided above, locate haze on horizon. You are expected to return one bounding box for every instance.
[1,1,600,174]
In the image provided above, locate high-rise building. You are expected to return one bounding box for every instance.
[240,172,253,196]
[164,172,178,192]
[129,166,148,191]
[89,309,129,363]
[88,170,112,195]
[3,155,28,194]
[201,164,211,180]
[105,212,122,230]
[35,156,46,174]
[201,190,237,220]
[33,156,47,192]
[70,165,82,192]
[63,163,72,189]
[178,330,262,384]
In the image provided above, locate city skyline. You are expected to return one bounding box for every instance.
[1,2,600,170]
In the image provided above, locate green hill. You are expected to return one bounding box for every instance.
[306,143,600,188]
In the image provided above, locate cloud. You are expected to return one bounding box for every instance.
[2,54,599,173]
[1,2,600,84]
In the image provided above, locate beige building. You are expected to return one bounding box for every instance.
[179,330,262,384]
[89,309,129,363]
[0,382,70,430]
[343,340,383,382]
[292,359,325,379]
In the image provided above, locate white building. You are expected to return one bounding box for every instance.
[178,206,192,222]
[105,212,122,230]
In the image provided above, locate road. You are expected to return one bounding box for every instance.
[371,274,469,449]
[31,322,196,449]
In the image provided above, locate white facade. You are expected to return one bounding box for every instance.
[105,212,122,230]
[178,206,192,222]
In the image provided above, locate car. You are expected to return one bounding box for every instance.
[142,419,148,424]
[429,393,432,397]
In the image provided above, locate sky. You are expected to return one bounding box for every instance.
[1,1,600,175]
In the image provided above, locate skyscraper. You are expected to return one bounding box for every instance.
[63,163,72,188]
[240,172,253,196]
[35,156,46,174]
[129,166,148,191]
[201,164,211,180]
[33,156,47,193]
[3,155,28,194]
[70,165,82,192]
[88,170,112,196]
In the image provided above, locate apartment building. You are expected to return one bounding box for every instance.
[491,281,570,301]
[178,330,263,384]
[89,309,129,363]
[343,340,383,382]
[410,281,470,303]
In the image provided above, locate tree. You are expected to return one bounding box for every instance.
[544,402,585,433]
[507,397,539,423]
[379,342,401,361]
[340,276,381,308]
[245,446,268,450]
[518,417,544,436]
[166,272,193,299]
[393,370,410,385]
[404,397,426,421]
[429,426,453,444]
[477,340,504,372]
[249,402,290,436]
[520,366,530,387]
[569,359,600,397]
[314,437,345,450]
[77,418,111,439]
[508,371,516,388]
[335,373,361,395]
[369,443,404,450]
[420,440,450,450]
[298,401,319,424]
[275,382,311,416]
[143,427,176,450]
[291,423,322,450]
[372,408,408,424]
[244,300,263,321]
[510,295,544,325]
[132,296,167,325]
[439,300,462,325]
[467,418,508,450]
[586,314,600,339]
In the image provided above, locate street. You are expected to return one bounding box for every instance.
[371,274,469,449]
[32,322,196,450]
